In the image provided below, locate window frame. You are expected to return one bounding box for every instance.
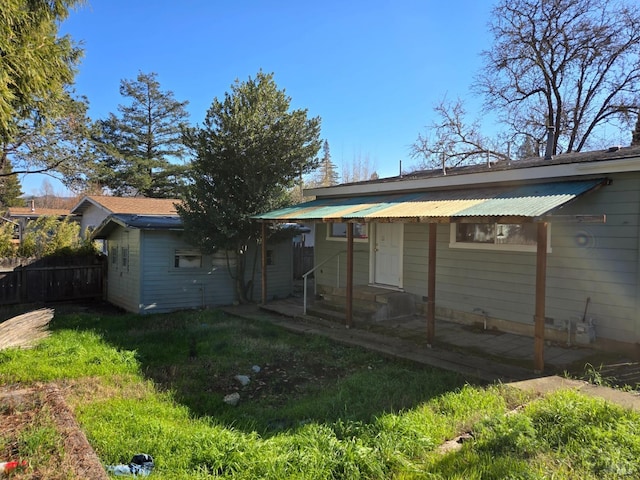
[326,222,369,243]
[449,222,551,253]
[121,245,129,271]
[174,248,203,269]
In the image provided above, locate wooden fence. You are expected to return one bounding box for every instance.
[0,255,105,305]
[293,245,314,279]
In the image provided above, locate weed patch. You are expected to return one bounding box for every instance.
[2,308,640,478]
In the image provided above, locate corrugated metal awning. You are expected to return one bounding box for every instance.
[253,179,606,223]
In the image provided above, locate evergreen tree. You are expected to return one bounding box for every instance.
[179,71,321,303]
[315,140,339,186]
[0,161,24,207]
[1,1,91,185]
[92,72,191,197]
[0,0,83,145]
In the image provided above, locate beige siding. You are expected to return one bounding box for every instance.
[79,204,109,236]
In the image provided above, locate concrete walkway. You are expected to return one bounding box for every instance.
[221,300,640,412]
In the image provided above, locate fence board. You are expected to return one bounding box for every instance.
[293,245,314,279]
[0,256,105,305]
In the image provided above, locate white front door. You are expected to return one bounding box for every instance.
[374,223,403,287]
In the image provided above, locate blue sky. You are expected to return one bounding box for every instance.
[24,1,496,194]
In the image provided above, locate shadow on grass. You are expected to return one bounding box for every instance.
[49,305,478,436]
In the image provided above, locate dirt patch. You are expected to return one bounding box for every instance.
[0,384,108,480]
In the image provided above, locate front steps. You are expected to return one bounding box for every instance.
[307,285,416,326]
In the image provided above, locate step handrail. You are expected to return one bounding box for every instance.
[301,250,345,314]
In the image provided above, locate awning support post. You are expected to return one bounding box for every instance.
[261,222,267,305]
[534,221,548,373]
[346,222,354,328]
[427,223,437,346]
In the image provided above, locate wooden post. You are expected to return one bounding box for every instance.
[346,222,354,328]
[534,222,548,373]
[427,223,437,346]
[261,222,267,305]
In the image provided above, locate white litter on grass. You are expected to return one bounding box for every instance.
[224,392,240,406]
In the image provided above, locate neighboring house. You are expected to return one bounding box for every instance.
[90,206,293,315]
[255,146,640,366]
[4,203,75,243]
[70,195,181,236]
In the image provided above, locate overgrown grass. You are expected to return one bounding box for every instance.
[2,308,640,478]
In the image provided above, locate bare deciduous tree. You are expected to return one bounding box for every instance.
[341,152,378,183]
[412,0,640,172]
[411,97,510,172]
[478,0,640,155]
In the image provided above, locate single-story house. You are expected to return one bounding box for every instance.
[90,205,293,315]
[70,195,182,236]
[3,202,77,244]
[254,145,640,371]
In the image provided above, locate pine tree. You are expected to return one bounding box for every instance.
[92,72,191,197]
[315,140,339,186]
[0,162,24,208]
[179,71,321,303]
[0,0,83,144]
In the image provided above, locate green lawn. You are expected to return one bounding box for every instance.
[1,308,640,479]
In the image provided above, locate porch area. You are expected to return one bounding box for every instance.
[258,285,608,379]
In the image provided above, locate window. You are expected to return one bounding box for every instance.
[266,249,274,266]
[450,223,550,252]
[110,245,118,266]
[327,222,368,241]
[121,246,129,268]
[174,249,202,268]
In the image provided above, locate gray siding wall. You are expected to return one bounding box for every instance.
[403,223,429,296]
[545,173,639,342]
[106,227,141,313]
[314,223,370,289]
[137,231,292,314]
[433,223,538,325]
[256,239,294,301]
[313,173,640,344]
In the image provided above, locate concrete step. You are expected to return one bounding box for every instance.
[306,303,373,325]
[317,287,417,322]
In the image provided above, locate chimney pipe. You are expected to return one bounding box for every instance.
[30,199,35,212]
[544,123,555,160]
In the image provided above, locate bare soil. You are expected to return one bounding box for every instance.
[0,384,108,480]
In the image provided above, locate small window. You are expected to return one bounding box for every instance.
[327,222,368,242]
[121,246,129,268]
[266,249,274,266]
[175,249,202,268]
[450,223,549,252]
[110,245,118,265]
